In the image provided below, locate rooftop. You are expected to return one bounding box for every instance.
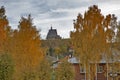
[46,26,61,40]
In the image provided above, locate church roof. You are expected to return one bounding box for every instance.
[46,27,61,39]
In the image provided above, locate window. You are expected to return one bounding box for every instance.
[97,65,103,73]
[117,70,120,73]
[80,64,85,73]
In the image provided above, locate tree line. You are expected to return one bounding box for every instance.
[1,4,120,80]
[71,5,120,80]
[0,6,75,80]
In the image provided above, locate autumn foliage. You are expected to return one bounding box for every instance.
[0,6,9,52]
[0,4,120,80]
[55,59,75,80]
[71,5,118,79]
[0,6,44,80]
[11,15,43,70]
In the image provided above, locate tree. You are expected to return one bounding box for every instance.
[21,69,36,80]
[112,21,120,79]
[70,5,116,79]
[54,47,61,59]
[0,53,14,80]
[55,59,75,80]
[116,22,120,58]
[10,15,43,79]
[37,59,51,80]
[0,6,10,52]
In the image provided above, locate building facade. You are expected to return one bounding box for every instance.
[43,27,120,80]
[68,57,120,80]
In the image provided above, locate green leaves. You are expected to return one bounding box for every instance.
[0,53,14,80]
[55,60,75,80]
[37,59,51,80]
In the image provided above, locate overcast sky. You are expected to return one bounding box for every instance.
[0,0,120,39]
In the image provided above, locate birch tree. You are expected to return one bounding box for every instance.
[37,59,51,80]
[10,15,43,79]
[55,59,75,80]
[70,5,116,79]
[0,6,10,52]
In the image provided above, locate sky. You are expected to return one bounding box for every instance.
[0,0,120,39]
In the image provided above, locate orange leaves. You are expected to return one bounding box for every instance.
[71,5,116,62]
[0,6,9,52]
[56,60,75,80]
[10,15,43,72]
[71,5,117,79]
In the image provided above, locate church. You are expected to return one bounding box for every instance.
[46,27,61,40]
[41,26,71,57]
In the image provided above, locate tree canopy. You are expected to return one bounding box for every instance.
[55,59,75,80]
[70,5,118,79]
[0,6,10,52]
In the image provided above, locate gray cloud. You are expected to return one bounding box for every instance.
[0,0,120,39]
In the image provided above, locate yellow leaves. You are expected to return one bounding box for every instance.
[8,15,44,75]
[37,59,51,80]
[55,47,61,55]
[71,5,117,79]
[71,4,116,63]
[56,60,75,80]
[90,64,96,78]
[0,13,9,52]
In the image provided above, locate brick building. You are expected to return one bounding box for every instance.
[43,27,120,80]
[68,57,120,80]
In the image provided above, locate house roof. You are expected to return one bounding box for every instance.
[68,57,120,64]
[68,57,79,64]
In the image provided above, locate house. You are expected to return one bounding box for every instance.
[68,56,120,80]
[43,27,120,80]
